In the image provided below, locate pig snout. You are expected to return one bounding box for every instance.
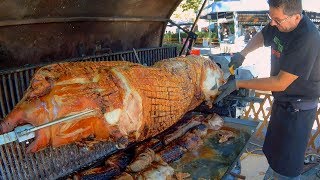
[0,107,26,133]
[0,101,50,153]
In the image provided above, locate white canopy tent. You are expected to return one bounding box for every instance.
[206,0,320,13]
[302,0,320,12]
[203,0,320,44]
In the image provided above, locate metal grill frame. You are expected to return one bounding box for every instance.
[0,46,177,180]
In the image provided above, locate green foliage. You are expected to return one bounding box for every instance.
[164,32,188,39]
[196,31,217,39]
[164,32,172,39]
[163,31,218,43]
[163,43,183,54]
[172,32,188,39]
[229,24,235,34]
[181,0,202,12]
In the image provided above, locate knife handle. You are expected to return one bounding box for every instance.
[229,65,235,75]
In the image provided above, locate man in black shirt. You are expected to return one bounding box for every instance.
[216,0,320,179]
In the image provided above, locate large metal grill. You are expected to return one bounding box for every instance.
[0,46,177,180]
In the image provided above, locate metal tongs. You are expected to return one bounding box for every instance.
[0,109,94,145]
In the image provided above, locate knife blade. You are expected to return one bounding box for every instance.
[213,65,236,104]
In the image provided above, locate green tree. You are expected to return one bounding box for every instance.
[181,0,202,12]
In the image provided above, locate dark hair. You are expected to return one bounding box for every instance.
[267,0,302,15]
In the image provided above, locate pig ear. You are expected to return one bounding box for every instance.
[27,73,52,98]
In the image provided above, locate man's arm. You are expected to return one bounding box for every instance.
[240,31,264,57]
[237,70,298,91]
[228,31,265,69]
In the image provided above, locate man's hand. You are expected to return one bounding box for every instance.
[214,79,238,104]
[229,52,245,69]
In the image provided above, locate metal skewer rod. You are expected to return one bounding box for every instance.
[18,109,95,136]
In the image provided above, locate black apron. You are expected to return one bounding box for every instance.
[262,100,317,177]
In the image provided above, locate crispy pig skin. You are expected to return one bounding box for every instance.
[0,55,224,152]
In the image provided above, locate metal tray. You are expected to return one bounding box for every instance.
[169,117,261,179]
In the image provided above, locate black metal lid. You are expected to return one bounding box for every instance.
[0,0,182,69]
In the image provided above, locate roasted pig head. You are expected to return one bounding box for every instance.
[0,56,224,153]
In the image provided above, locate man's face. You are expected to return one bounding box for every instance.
[268,7,299,32]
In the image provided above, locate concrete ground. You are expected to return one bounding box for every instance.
[239,135,320,180]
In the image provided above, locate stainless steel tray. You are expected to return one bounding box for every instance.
[169,117,261,179]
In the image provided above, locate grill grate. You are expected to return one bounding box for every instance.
[0,141,118,180]
[0,46,177,179]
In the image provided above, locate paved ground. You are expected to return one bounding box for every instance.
[239,134,320,179]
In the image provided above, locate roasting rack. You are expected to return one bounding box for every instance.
[0,47,261,179]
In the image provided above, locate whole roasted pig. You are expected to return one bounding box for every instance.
[0,55,224,152]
